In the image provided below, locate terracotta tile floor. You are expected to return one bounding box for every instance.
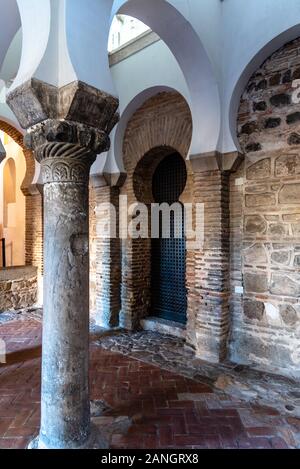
[0,318,298,449]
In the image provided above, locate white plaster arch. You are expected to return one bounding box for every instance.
[227,24,300,153]
[10,0,50,91]
[0,29,22,85]
[0,0,21,78]
[11,0,117,96]
[111,0,221,156]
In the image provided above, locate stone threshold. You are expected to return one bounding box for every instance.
[140,316,186,339]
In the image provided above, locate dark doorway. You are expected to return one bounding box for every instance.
[151,152,187,324]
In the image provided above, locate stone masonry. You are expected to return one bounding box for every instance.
[234,37,300,378]
[0,266,37,312]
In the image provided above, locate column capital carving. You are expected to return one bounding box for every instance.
[7,79,120,184]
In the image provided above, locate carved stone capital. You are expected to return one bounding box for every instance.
[6,79,120,185]
[25,119,111,183]
[7,79,119,132]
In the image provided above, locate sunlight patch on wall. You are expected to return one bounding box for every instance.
[108,15,150,52]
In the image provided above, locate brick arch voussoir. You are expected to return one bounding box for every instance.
[123,92,193,175]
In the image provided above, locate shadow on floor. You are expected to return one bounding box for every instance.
[4,345,42,365]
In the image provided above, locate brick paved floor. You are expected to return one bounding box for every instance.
[0,318,299,449]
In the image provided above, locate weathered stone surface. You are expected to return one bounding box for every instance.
[286,112,300,125]
[244,299,265,321]
[292,223,300,236]
[283,213,300,222]
[244,272,268,293]
[282,70,292,83]
[270,93,291,107]
[245,184,269,193]
[279,184,300,204]
[269,73,281,86]
[256,79,267,90]
[275,154,300,176]
[0,267,38,312]
[268,223,286,238]
[271,251,291,265]
[245,193,276,207]
[246,158,271,180]
[244,215,267,235]
[245,143,262,153]
[253,101,267,112]
[288,133,300,145]
[264,117,281,129]
[243,244,268,264]
[236,37,300,380]
[280,304,299,326]
[292,68,300,79]
[265,215,279,221]
[294,255,300,267]
[241,122,258,135]
[7,79,119,132]
[270,274,300,297]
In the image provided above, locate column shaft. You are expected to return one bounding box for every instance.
[40,175,90,448]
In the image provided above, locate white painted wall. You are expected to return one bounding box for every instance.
[1,0,300,162]
[0,135,26,267]
[0,0,20,73]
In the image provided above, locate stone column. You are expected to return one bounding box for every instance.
[7,79,119,449]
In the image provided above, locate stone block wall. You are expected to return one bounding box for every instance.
[0,266,38,312]
[233,37,300,377]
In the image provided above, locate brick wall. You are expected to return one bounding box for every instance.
[234,37,300,377]
[192,169,230,362]
[90,183,121,326]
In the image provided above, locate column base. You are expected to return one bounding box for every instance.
[27,400,131,450]
[28,422,109,450]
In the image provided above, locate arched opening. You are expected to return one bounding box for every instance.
[127,144,189,331]
[118,90,193,334]
[0,131,26,267]
[111,0,221,155]
[151,151,187,324]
